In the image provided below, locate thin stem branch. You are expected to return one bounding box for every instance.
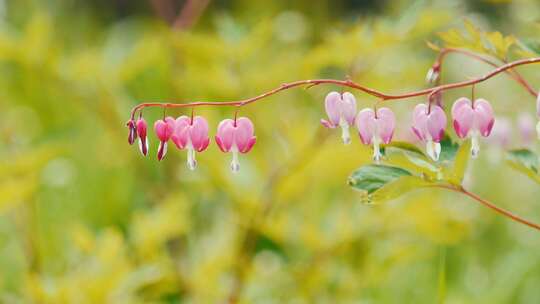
[130,57,540,120]
[437,48,537,97]
[434,184,540,231]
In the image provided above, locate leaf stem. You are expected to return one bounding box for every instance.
[434,184,540,231]
[130,57,540,120]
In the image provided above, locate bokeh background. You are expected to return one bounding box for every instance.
[2,0,540,303]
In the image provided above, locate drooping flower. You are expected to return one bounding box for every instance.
[171,115,210,170]
[451,97,495,158]
[127,119,137,145]
[411,103,447,161]
[356,107,395,162]
[321,91,357,144]
[154,116,175,161]
[215,117,257,172]
[136,117,149,156]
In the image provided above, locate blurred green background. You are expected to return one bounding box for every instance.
[1,0,540,303]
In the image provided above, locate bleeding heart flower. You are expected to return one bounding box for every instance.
[127,119,137,145]
[321,91,357,144]
[154,116,175,161]
[411,103,447,161]
[356,107,395,162]
[451,97,495,158]
[136,117,149,156]
[215,117,257,172]
[171,115,210,170]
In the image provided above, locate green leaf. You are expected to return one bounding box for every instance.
[348,164,432,204]
[506,149,540,184]
[384,150,439,180]
[348,164,412,195]
[448,139,471,185]
[371,175,431,203]
[438,134,459,163]
[383,141,426,156]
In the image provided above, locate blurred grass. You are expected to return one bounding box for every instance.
[1,0,540,303]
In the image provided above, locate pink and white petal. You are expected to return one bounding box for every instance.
[325,92,342,126]
[320,119,336,128]
[235,117,254,136]
[451,97,472,118]
[136,118,148,138]
[171,128,189,149]
[356,108,376,144]
[376,107,395,144]
[157,141,168,161]
[426,105,447,142]
[171,116,190,149]
[196,137,210,152]
[473,99,495,137]
[341,92,357,125]
[240,137,257,153]
[216,119,236,152]
[215,136,227,152]
[411,127,425,141]
[175,115,191,128]
[453,105,474,138]
[154,120,170,142]
[412,104,429,140]
[164,116,176,139]
[474,99,494,117]
[190,116,210,150]
[234,118,255,152]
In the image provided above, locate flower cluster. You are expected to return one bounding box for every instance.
[321,91,495,161]
[127,115,256,172]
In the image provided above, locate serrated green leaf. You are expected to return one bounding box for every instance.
[448,139,471,185]
[506,149,540,184]
[348,164,412,195]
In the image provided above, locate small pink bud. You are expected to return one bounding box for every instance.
[136,117,149,156]
[356,107,395,162]
[154,116,175,161]
[321,91,357,144]
[215,117,257,172]
[127,120,137,145]
[451,97,495,158]
[411,103,447,160]
[171,115,210,170]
